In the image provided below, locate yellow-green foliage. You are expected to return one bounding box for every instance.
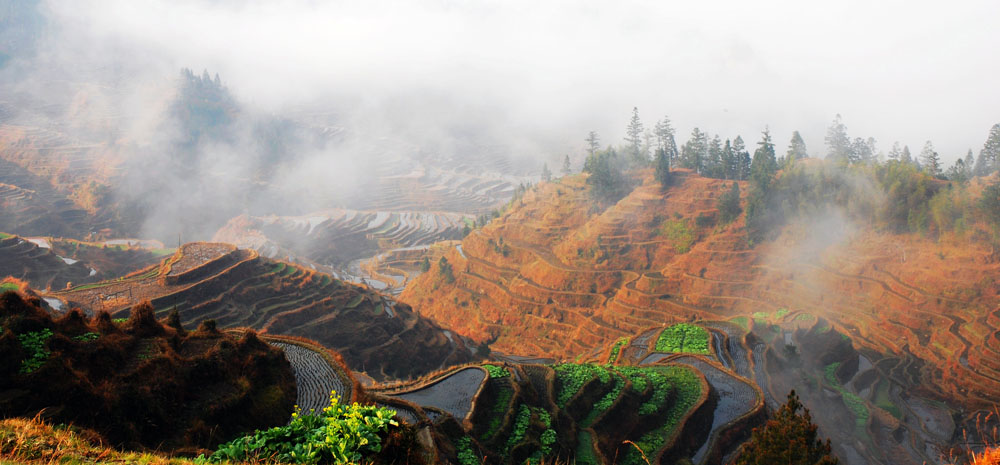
[654,323,710,354]
[659,219,694,253]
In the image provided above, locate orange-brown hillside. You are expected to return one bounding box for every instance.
[401,169,1000,411]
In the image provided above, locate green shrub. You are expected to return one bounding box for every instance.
[483,364,510,379]
[659,219,694,253]
[73,332,100,342]
[18,329,53,374]
[200,391,397,464]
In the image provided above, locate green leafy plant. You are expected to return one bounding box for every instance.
[200,391,397,464]
[654,323,710,354]
[608,337,629,364]
[72,332,100,342]
[659,219,695,253]
[18,329,53,374]
[483,364,510,379]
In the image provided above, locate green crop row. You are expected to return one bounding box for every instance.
[620,366,702,465]
[824,362,870,434]
[583,374,624,426]
[553,364,611,408]
[455,437,479,465]
[654,323,709,354]
[480,385,513,441]
[504,404,532,453]
[608,337,629,364]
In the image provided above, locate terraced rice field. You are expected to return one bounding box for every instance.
[702,321,751,379]
[390,367,487,420]
[751,343,778,409]
[672,355,761,465]
[270,342,350,414]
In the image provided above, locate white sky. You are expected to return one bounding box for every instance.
[45,0,1000,163]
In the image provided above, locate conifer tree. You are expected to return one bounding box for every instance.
[750,128,778,190]
[920,141,941,177]
[901,145,914,166]
[561,155,572,175]
[541,163,552,182]
[717,182,742,223]
[948,158,969,184]
[888,142,902,161]
[975,123,1000,176]
[681,128,709,172]
[654,116,679,164]
[733,136,751,180]
[736,391,839,465]
[705,135,723,178]
[965,149,976,173]
[825,114,852,164]
[786,131,808,161]
[625,107,646,165]
[722,139,736,179]
[654,147,671,188]
[586,131,600,157]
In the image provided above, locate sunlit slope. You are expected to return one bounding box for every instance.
[402,169,1000,410]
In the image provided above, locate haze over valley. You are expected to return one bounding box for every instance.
[1,2,1000,465]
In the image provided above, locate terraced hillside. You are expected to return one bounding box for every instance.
[0,156,117,238]
[0,234,165,292]
[0,235,97,291]
[215,209,469,267]
[46,242,474,381]
[402,169,1000,458]
[364,354,715,465]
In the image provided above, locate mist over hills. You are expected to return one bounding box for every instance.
[2,1,1000,464]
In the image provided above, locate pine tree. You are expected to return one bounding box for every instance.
[654,147,671,188]
[625,107,646,165]
[920,141,941,177]
[901,145,914,166]
[717,182,742,223]
[734,136,751,181]
[654,116,679,164]
[681,128,709,172]
[585,131,600,157]
[786,131,808,162]
[850,137,874,164]
[948,158,969,184]
[965,149,976,173]
[722,139,736,179]
[825,114,852,164]
[750,128,778,190]
[705,135,723,178]
[975,123,1000,176]
[541,163,552,182]
[561,155,572,175]
[888,142,902,161]
[735,391,839,465]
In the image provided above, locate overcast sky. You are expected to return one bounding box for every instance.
[43,0,1000,163]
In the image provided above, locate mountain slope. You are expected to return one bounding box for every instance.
[402,169,1000,413]
[46,242,473,381]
